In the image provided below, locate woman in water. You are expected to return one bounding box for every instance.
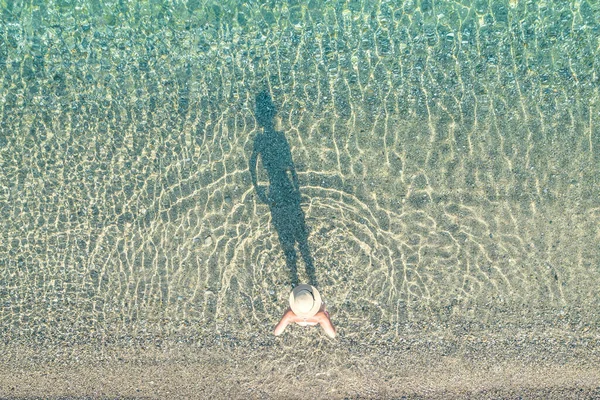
[274,284,336,339]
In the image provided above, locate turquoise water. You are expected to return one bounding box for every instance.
[1,0,600,396]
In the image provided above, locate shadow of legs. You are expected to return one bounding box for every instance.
[282,241,299,287]
[299,241,317,287]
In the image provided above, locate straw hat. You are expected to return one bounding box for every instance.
[289,284,322,318]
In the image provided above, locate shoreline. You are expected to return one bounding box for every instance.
[3,353,599,399]
[3,326,599,399]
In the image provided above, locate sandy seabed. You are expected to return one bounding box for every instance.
[2,327,599,400]
[2,1,600,399]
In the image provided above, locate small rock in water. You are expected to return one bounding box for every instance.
[204,236,213,246]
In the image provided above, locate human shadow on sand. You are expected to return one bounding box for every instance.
[249,91,317,287]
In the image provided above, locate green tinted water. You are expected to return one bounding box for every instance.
[1,0,599,396]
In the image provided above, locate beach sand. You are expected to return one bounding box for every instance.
[2,329,600,399]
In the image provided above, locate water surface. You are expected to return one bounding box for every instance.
[1,0,599,397]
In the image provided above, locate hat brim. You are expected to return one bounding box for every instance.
[289,284,322,318]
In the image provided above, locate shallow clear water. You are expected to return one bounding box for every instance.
[1,0,599,397]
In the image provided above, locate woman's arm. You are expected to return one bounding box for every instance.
[317,311,336,338]
[274,308,295,336]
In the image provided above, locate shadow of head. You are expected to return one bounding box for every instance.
[255,91,277,127]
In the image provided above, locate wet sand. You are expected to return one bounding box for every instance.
[3,311,600,399]
[2,330,600,399]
